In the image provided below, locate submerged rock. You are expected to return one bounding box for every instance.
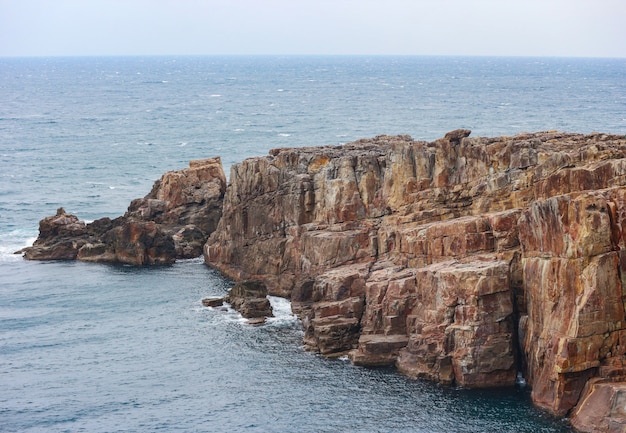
[21,157,226,265]
[203,130,626,426]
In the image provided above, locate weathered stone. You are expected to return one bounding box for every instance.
[203,130,626,428]
[395,259,516,388]
[247,317,267,326]
[350,334,410,366]
[519,192,626,416]
[172,225,208,259]
[127,157,226,235]
[225,280,274,319]
[202,297,224,308]
[20,208,88,260]
[23,130,626,429]
[22,158,226,264]
[570,379,626,433]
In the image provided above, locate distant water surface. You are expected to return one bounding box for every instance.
[3,55,624,432]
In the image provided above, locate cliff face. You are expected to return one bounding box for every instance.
[205,130,626,425]
[22,157,226,265]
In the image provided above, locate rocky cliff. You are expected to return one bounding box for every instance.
[204,130,626,430]
[22,130,626,431]
[21,157,226,265]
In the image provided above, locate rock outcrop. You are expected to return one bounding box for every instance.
[204,130,626,426]
[21,157,226,265]
[224,280,274,322]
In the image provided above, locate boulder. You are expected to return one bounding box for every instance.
[225,280,274,319]
[202,297,224,308]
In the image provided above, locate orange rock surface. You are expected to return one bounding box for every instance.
[204,130,626,428]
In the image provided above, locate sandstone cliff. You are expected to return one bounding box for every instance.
[22,157,226,265]
[204,130,626,429]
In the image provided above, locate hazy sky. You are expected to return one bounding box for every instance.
[1,0,625,57]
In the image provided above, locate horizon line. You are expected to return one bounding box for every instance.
[2,53,625,60]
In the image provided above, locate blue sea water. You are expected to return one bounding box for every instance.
[1,55,624,432]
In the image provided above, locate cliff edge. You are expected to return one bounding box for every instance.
[204,130,626,431]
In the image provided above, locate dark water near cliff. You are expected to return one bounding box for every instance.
[2,55,624,432]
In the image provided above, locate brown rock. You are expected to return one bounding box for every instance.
[21,208,88,260]
[570,379,626,433]
[202,297,224,308]
[519,192,626,416]
[395,259,515,388]
[225,280,274,319]
[127,157,226,235]
[24,129,626,427]
[444,128,472,144]
[203,130,626,426]
[23,158,226,264]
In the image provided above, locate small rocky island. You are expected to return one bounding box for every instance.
[20,157,226,264]
[21,131,626,433]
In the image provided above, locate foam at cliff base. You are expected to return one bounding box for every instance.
[197,294,297,327]
[266,296,300,328]
[0,229,37,262]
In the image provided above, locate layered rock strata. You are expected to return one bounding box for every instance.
[204,130,626,425]
[22,157,226,265]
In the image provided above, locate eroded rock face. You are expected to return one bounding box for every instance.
[22,157,226,265]
[204,130,626,424]
[519,192,626,416]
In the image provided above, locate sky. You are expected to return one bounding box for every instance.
[1,0,625,58]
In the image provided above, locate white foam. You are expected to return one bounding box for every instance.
[266,296,299,327]
[196,299,246,323]
[0,231,37,262]
[278,133,291,137]
[197,295,299,327]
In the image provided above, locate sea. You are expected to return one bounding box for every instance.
[1,55,625,432]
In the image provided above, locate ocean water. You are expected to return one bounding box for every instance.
[1,55,624,432]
